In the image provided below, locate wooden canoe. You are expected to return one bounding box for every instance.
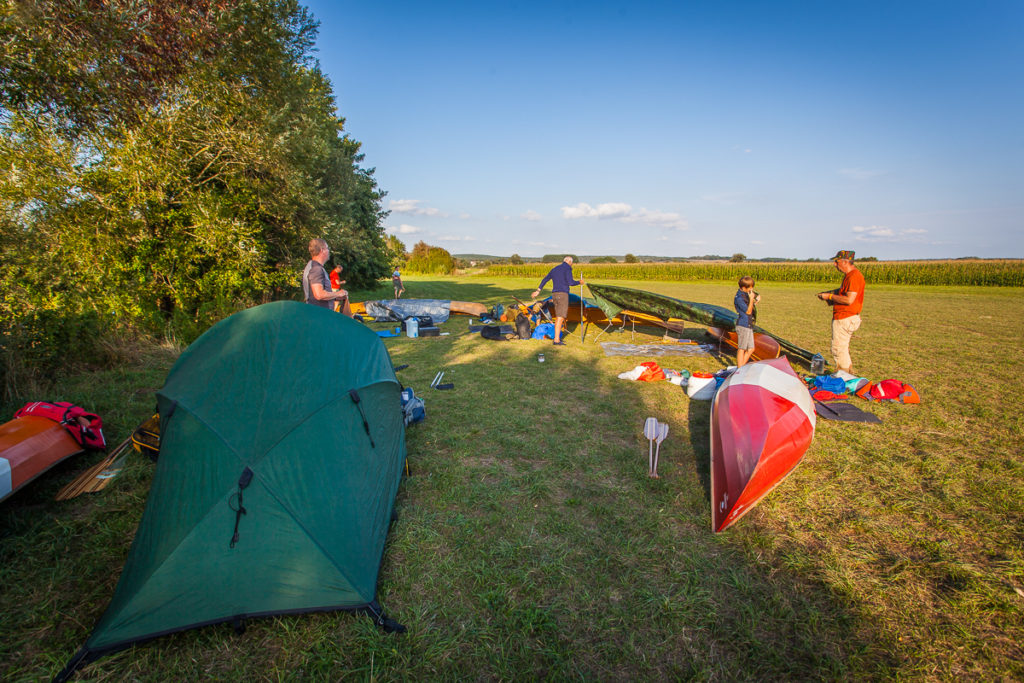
[1,416,83,503]
[708,327,782,362]
[710,357,816,532]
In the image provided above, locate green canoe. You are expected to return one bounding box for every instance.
[586,282,824,367]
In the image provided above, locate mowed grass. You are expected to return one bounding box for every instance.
[2,276,1023,681]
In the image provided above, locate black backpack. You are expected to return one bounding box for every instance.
[480,325,505,341]
[515,313,532,340]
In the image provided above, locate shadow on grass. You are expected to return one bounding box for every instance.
[4,300,894,680]
[376,318,895,680]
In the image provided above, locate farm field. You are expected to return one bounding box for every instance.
[2,276,1023,681]
[484,260,1024,287]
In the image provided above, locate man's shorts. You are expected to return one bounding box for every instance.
[552,291,569,319]
[736,325,755,350]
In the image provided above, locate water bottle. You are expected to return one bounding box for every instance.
[810,353,825,375]
[406,317,419,338]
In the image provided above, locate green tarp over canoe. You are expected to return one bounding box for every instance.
[57,301,406,680]
[586,283,823,366]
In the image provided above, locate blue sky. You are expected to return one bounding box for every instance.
[304,1,1023,259]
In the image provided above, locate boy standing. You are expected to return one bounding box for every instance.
[733,276,760,367]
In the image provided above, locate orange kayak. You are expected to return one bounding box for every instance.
[0,416,83,503]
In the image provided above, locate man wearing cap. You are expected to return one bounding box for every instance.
[302,238,352,315]
[531,256,584,346]
[817,250,864,374]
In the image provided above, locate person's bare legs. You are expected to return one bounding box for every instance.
[554,317,565,343]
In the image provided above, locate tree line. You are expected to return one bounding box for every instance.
[1,0,396,391]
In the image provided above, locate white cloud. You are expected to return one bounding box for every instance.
[852,225,931,243]
[522,210,543,222]
[437,234,476,242]
[852,225,894,238]
[389,199,446,217]
[839,168,886,181]
[561,202,632,219]
[387,224,422,235]
[561,202,687,230]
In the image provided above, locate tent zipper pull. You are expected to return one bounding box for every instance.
[229,467,254,548]
[349,389,375,448]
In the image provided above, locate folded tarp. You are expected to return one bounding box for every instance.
[813,401,882,423]
[365,299,451,324]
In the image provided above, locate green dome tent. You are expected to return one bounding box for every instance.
[57,301,407,680]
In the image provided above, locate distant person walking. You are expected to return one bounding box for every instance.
[531,256,583,345]
[303,238,351,316]
[817,249,864,374]
[392,269,405,299]
[733,276,760,367]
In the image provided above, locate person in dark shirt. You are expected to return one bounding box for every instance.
[531,256,583,345]
[302,238,351,315]
[733,276,760,367]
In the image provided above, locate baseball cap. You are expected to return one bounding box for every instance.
[830,250,855,261]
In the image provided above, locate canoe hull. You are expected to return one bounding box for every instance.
[710,357,815,532]
[1,416,83,502]
[586,283,823,366]
[708,327,782,362]
[350,300,486,317]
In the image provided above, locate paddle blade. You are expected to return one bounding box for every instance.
[643,417,659,440]
[657,422,669,443]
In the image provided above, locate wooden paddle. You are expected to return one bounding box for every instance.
[55,435,133,500]
[512,295,553,324]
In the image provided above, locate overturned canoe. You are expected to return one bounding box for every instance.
[1,416,83,503]
[351,299,487,320]
[708,326,781,362]
[710,357,815,532]
[587,283,822,367]
[522,293,688,333]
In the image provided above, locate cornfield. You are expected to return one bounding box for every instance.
[484,260,1024,287]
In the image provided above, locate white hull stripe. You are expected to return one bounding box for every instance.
[721,361,816,426]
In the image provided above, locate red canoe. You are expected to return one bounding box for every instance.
[1,416,83,503]
[710,356,816,532]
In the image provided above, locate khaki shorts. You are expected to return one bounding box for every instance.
[552,291,570,318]
[736,326,755,350]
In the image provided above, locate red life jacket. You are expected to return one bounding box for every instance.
[14,401,107,449]
[855,380,920,404]
[636,361,666,382]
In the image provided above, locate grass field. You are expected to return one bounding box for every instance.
[2,276,1023,681]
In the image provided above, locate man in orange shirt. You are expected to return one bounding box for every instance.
[817,250,864,374]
